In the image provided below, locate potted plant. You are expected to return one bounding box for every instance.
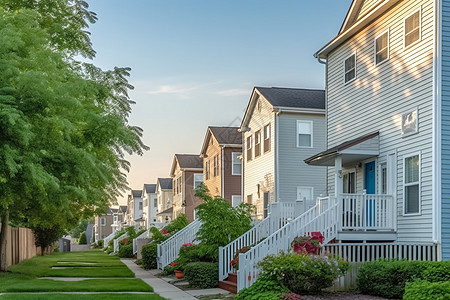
[230,246,250,270]
[171,262,184,279]
[291,232,324,255]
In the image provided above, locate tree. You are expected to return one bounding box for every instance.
[0,2,148,270]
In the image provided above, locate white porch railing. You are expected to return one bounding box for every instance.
[113,233,128,253]
[102,232,115,247]
[237,200,339,292]
[132,222,166,254]
[339,194,394,230]
[157,219,202,269]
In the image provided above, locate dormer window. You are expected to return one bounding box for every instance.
[344,53,356,84]
[404,9,421,48]
[375,30,389,65]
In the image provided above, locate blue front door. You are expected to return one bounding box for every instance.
[364,161,376,227]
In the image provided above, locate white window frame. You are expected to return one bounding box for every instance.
[231,195,242,207]
[101,217,106,226]
[296,186,314,202]
[296,120,313,148]
[246,135,252,161]
[402,108,418,137]
[255,130,261,157]
[378,162,387,195]
[404,7,421,49]
[403,152,421,216]
[232,152,242,175]
[374,29,390,66]
[344,52,356,84]
[194,173,203,190]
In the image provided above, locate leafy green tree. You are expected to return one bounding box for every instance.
[0,3,148,270]
[70,218,93,239]
[78,232,87,245]
[194,184,254,260]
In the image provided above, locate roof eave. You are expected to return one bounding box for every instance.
[273,107,325,115]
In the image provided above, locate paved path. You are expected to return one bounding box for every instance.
[120,259,230,300]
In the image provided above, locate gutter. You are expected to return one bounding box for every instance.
[272,107,325,115]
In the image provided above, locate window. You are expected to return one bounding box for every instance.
[402,109,418,136]
[101,217,106,226]
[264,124,271,153]
[246,194,252,204]
[380,163,387,194]
[205,161,210,180]
[173,179,176,195]
[255,130,261,157]
[343,172,356,193]
[246,136,252,161]
[231,195,242,207]
[404,154,420,215]
[263,192,270,218]
[405,9,421,48]
[139,202,143,210]
[213,155,219,177]
[194,173,203,189]
[232,152,242,175]
[344,53,356,83]
[375,30,389,65]
[297,120,313,147]
[297,187,313,201]
[154,199,158,208]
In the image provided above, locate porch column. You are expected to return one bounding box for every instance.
[334,156,343,197]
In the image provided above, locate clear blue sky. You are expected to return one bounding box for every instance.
[86,0,353,205]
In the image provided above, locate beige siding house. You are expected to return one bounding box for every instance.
[170,154,203,222]
[94,208,115,242]
[156,178,173,223]
[241,87,327,219]
[200,127,242,206]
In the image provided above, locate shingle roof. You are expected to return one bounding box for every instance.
[144,184,156,194]
[175,154,203,169]
[132,190,142,198]
[256,87,325,110]
[209,127,242,145]
[119,206,127,213]
[110,208,118,214]
[158,178,173,190]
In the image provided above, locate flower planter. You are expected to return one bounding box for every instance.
[174,270,184,279]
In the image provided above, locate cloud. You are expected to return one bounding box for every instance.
[216,88,249,97]
[146,85,198,95]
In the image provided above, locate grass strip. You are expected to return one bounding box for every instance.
[0,293,167,300]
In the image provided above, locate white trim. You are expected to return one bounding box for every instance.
[193,173,203,190]
[296,186,314,202]
[402,152,421,216]
[275,113,279,201]
[272,107,326,114]
[374,29,390,66]
[231,152,242,176]
[344,52,357,84]
[296,120,314,148]
[403,6,422,50]
[254,130,261,158]
[231,195,242,207]
[432,0,442,243]
[221,148,224,198]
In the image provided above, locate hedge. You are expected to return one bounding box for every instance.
[184,262,218,289]
[142,243,158,269]
[403,280,450,300]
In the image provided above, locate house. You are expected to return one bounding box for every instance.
[170,154,204,222]
[94,208,115,242]
[240,87,327,219]
[111,205,127,233]
[305,0,448,260]
[142,183,158,228]
[156,178,173,223]
[200,126,242,206]
[125,190,144,228]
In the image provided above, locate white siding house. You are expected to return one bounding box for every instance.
[142,184,158,229]
[308,0,450,260]
[240,87,327,219]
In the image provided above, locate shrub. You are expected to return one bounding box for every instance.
[126,226,137,239]
[135,259,143,265]
[236,274,287,300]
[183,262,219,289]
[118,243,133,258]
[403,280,450,300]
[161,264,175,275]
[142,243,158,269]
[356,259,450,298]
[164,214,188,234]
[97,240,104,248]
[114,230,126,239]
[260,252,349,294]
[78,232,87,244]
[291,232,324,255]
[177,244,214,271]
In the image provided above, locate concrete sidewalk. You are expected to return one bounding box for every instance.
[121,259,229,300]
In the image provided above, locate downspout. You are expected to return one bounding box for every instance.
[221,147,225,199]
[275,112,279,202]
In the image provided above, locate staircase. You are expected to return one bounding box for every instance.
[219,272,238,293]
[235,198,339,292]
[157,219,202,269]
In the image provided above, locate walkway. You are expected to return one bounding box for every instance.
[121,259,230,300]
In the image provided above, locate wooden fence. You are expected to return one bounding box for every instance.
[0,224,50,269]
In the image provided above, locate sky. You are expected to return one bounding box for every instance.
[86,0,353,205]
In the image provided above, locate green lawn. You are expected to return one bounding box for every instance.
[7,250,134,277]
[0,294,166,300]
[0,250,166,299]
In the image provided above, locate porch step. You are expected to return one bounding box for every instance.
[219,273,237,294]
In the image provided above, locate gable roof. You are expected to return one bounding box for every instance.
[200,126,242,157]
[157,178,173,190]
[144,183,156,194]
[170,154,203,176]
[241,87,325,128]
[132,190,142,198]
[119,205,127,213]
[315,0,400,59]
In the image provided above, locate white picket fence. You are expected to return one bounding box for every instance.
[157,219,202,269]
[113,233,128,253]
[132,222,166,254]
[102,232,115,248]
[236,200,339,292]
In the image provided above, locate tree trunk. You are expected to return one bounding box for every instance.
[0,210,9,272]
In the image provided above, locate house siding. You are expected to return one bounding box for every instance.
[359,0,383,18]
[243,94,275,219]
[441,0,450,260]
[203,136,223,198]
[278,113,327,203]
[223,147,242,203]
[326,0,434,242]
[184,171,204,222]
